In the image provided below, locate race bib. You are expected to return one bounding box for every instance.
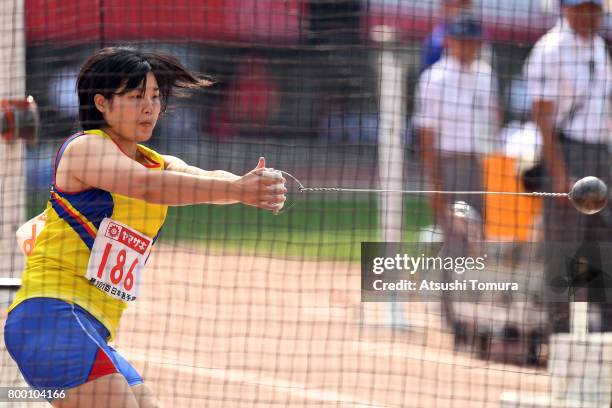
[86,218,152,302]
[16,212,46,256]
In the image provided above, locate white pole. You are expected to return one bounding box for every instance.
[373,25,405,244]
[372,26,406,328]
[0,0,26,277]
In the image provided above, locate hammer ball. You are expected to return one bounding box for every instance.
[568,176,608,215]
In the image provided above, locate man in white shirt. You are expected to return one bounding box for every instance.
[524,0,612,332]
[415,12,501,232]
[414,13,501,344]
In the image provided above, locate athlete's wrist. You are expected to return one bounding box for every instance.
[227,178,241,203]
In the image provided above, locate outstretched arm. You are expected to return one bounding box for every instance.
[161,155,284,205]
[59,135,285,210]
[162,154,240,182]
[161,154,242,203]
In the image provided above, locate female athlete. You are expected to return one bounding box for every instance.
[3,47,286,407]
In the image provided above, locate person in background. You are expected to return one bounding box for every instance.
[524,0,612,333]
[415,12,501,234]
[414,13,502,341]
[421,0,472,71]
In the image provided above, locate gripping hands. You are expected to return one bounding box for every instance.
[231,157,287,213]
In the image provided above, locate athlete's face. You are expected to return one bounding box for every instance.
[96,72,161,143]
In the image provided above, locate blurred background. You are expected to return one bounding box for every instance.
[26,0,601,182]
[23,0,610,255]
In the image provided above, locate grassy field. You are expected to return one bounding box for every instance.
[28,193,433,261]
[161,193,432,261]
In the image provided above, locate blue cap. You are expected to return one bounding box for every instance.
[446,13,482,39]
[561,0,602,6]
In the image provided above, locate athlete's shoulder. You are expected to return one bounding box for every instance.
[63,132,111,154]
[57,131,125,174]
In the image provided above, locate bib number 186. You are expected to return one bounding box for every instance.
[96,243,138,291]
[86,218,152,302]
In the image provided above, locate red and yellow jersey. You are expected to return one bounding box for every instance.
[8,129,168,340]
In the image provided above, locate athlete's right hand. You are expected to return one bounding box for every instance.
[231,157,287,211]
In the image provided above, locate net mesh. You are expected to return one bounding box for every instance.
[1,0,611,407]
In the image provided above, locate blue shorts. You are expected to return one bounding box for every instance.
[3,297,143,392]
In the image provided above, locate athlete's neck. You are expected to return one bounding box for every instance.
[102,127,138,159]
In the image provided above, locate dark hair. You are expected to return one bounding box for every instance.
[77,47,212,130]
